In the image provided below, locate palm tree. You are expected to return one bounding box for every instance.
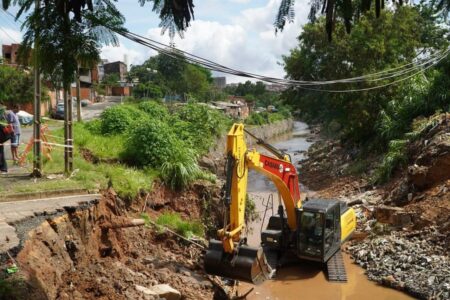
[1,0,125,174]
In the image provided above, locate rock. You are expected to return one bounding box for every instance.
[135,285,157,296]
[375,206,403,224]
[408,164,429,189]
[147,284,181,300]
[199,156,217,173]
[388,179,410,205]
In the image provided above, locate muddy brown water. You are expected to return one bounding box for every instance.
[238,121,412,300]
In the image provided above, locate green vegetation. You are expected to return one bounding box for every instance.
[155,212,204,238]
[128,53,217,101]
[283,6,449,182]
[123,120,183,167]
[100,105,147,135]
[33,101,229,194]
[245,111,289,126]
[172,103,232,154]
[0,65,49,106]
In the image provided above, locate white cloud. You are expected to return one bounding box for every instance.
[0,27,22,45]
[104,0,311,83]
[229,0,252,3]
[101,40,146,68]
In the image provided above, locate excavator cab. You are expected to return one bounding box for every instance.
[297,200,342,263]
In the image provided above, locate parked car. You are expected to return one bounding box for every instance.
[52,103,65,120]
[81,99,90,107]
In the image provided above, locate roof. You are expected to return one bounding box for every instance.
[212,101,241,108]
[302,199,339,213]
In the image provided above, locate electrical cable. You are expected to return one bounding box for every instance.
[0,23,19,43]
[117,29,449,88]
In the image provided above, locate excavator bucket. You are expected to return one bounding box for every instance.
[204,239,274,285]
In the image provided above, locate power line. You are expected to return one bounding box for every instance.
[0,10,22,30]
[113,28,448,92]
[0,22,19,43]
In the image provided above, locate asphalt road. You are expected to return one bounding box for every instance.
[3,96,121,163]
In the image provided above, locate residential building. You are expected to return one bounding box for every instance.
[103,61,128,82]
[2,43,20,65]
[213,96,249,119]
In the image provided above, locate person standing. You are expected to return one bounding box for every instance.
[0,123,13,173]
[4,104,21,163]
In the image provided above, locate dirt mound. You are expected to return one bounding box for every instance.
[10,188,222,300]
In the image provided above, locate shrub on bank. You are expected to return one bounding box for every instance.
[100,105,147,135]
[138,100,169,121]
[172,103,231,154]
[123,120,180,167]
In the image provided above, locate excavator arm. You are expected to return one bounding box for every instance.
[205,123,302,284]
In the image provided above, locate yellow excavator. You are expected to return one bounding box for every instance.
[204,123,356,284]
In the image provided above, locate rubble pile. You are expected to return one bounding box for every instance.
[348,227,449,299]
[299,114,449,298]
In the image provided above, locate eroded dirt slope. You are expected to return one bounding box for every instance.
[8,183,224,300]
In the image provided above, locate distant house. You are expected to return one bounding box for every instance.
[213,97,249,119]
[103,61,128,82]
[213,77,227,89]
[102,61,131,96]
[2,43,20,65]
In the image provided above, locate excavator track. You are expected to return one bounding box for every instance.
[326,251,347,282]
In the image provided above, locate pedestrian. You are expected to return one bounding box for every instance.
[0,123,13,173]
[4,104,21,163]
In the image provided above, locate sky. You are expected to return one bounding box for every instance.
[0,0,311,83]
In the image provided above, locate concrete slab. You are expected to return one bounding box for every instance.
[0,193,100,253]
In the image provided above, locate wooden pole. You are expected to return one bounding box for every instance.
[68,88,73,172]
[76,65,82,122]
[32,0,42,178]
[64,89,69,174]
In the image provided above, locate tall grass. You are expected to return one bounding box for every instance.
[372,139,408,184]
[156,212,204,238]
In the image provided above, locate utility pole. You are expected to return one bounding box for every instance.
[32,0,42,177]
[76,65,82,122]
[64,89,73,174]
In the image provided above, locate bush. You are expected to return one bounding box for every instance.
[173,103,230,154]
[372,139,408,184]
[245,112,266,125]
[100,105,147,135]
[268,112,285,123]
[138,101,169,121]
[160,145,200,190]
[124,120,182,167]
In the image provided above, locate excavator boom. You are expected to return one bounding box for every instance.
[204,123,302,284]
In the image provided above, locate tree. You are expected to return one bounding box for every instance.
[156,50,187,94]
[0,65,48,106]
[183,64,212,99]
[282,6,447,144]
